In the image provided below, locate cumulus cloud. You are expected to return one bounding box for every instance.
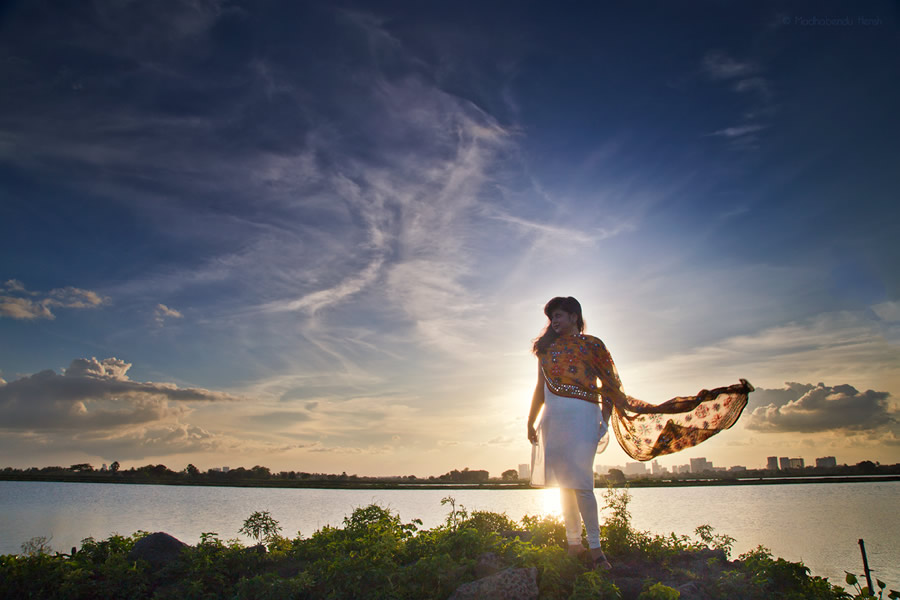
[0,357,239,432]
[744,382,896,433]
[0,280,107,320]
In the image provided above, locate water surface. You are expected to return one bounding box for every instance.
[1,480,896,587]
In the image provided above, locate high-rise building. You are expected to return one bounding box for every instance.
[518,463,531,479]
[767,456,779,470]
[690,457,713,473]
[779,457,791,470]
[789,458,805,469]
[624,462,647,475]
[816,456,837,468]
[651,460,667,475]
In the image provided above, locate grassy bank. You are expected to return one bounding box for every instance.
[1,488,894,600]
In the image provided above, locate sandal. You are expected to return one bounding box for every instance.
[588,548,612,570]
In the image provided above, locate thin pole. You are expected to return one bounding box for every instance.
[858,539,874,593]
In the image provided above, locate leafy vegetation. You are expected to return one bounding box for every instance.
[0,488,892,599]
[239,511,283,546]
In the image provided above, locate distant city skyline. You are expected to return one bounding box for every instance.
[2,1,899,476]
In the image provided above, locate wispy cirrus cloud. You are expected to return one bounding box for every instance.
[626,303,900,400]
[701,50,775,149]
[702,52,759,80]
[486,210,630,245]
[711,124,769,138]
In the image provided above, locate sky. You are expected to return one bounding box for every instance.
[1,0,899,477]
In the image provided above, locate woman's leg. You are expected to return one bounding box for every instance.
[573,489,601,549]
[559,487,583,549]
[574,489,611,568]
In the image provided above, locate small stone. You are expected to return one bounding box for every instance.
[474,552,505,578]
[448,567,538,600]
[127,532,188,568]
[677,581,713,600]
[613,576,644,599]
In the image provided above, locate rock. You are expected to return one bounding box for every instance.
[127,532,188,568]
[676,581,712,600]
[474,552,505,578]
[613,576,645,599]
[448,567,538,600]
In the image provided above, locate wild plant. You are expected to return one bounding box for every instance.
[238,510,282,546]
[844,571,900,599]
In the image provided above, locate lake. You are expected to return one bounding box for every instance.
[1,480,897,588]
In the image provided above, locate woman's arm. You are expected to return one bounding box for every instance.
[527,362,545,443]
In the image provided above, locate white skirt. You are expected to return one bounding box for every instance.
[531,384,609,489]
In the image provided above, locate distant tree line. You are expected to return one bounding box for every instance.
[0,464,521,485]
[1,460,897,487]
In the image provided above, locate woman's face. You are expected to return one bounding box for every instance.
[550,309,579,335]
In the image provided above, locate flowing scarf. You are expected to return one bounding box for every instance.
[540,334,753,461]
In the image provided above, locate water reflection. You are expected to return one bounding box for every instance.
[540,487,563,518]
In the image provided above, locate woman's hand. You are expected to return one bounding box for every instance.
[527,422,537,444]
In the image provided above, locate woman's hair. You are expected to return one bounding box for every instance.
[532,296,585,355]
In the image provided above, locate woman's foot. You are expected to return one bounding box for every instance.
[588,547,612,570]
[566,543,583,557]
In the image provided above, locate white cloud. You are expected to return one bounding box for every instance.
[745,382,896,433]
[154,303,184,325]
[733,77,772,101]
[701,51,774,150]
[872,301,900,323]
[0,296,54,320]
[711,124,768,138]
[0,281,107,320]
[0,357,240,432]
[486,211,608,245]
[626,305,900,401]
[702,51,758,80]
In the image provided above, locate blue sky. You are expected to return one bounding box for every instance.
[1,0,898,476]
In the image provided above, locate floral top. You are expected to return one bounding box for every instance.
[539,333,624,405]
[538,333,753,461]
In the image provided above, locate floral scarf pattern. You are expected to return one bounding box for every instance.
[540,334,752,461]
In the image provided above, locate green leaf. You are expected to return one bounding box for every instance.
[846,572,859,585]
[877,579,886,590]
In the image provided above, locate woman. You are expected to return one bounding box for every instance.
[527,296,752,569]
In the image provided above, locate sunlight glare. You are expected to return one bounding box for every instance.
[541,487,562,518]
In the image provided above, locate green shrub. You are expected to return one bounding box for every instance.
[0,500,874,600]
[239,511,282,546]
[639,581,681,599]
[570,569,622,599]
